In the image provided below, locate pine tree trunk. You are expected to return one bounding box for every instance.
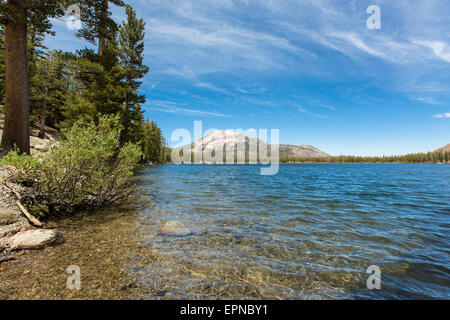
[93,0,109,119]
[98,0,109,58]
[38,87,48,139]
[48,107,56,128]
[0,0,30,155]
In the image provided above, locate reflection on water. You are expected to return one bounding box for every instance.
[1,164,449,299]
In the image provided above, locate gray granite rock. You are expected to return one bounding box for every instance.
[9,229,65,250]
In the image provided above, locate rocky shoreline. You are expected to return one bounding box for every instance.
[1,115,65,264]
[0,166,65,265]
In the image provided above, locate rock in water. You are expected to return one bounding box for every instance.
[158,221,192,237]
[9,229,65,250]
[0,255,16,264]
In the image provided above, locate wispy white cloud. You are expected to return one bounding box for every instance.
[147,100,231,118]
[292,95,337,111]
[399,82,450,93]
[413,40,450,63]
[433,113,450,119]
[328,32,387,60]
[297,106,327,118]
[194,82,231,95]
[151,81,162,90]
[46,0,450,119]
[146,15,313,80]
[411,96,443,105]
[236,86,268,95]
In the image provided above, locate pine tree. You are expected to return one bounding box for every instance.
[28,26,49,121]
[75,0,125,116]
[118,4,149,145]
[143,119,166,164]
[76,0,125,58]
[31,50,70,137]
[59,50,99,128]
[0,0,65,155]
[47,51,72,128]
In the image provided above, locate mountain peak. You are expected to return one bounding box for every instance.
[177,130,328,158]
[204,130,244,139]
[434,143,450,153]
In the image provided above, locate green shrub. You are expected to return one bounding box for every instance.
[0,148,39,183]
[0,115,142,216]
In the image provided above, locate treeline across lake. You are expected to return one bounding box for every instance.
[168,150,450,164]
[279,152,450,164]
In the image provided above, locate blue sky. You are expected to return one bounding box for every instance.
[46,0,450,156]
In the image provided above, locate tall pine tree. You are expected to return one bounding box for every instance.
[0,0,65,155]
[28,26,48,121]
[118,4,149,145]
[31,50,70,138]
[143,119,167,164]
[75,0,125,116]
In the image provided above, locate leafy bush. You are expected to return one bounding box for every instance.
[0,115,142,216]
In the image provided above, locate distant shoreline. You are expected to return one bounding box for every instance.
[170,149,450,165]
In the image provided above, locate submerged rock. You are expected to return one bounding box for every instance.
[158,221,192,237]
[0,255,16,264]
[121,281,138,291]
[9,229,65,250]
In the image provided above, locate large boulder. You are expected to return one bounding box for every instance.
[158,221,192,237]
[9,229,65,250]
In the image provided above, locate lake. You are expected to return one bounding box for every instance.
[1,164,449,299]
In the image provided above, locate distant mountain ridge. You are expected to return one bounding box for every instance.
[175,130,329,159]
[274,144,329,158]
[434,143,450,153]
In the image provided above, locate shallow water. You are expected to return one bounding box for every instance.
[1,164,449,299]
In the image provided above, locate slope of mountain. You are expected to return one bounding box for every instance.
[175,130,329,159]
[274,144,329,158]
[434,143,450,153]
